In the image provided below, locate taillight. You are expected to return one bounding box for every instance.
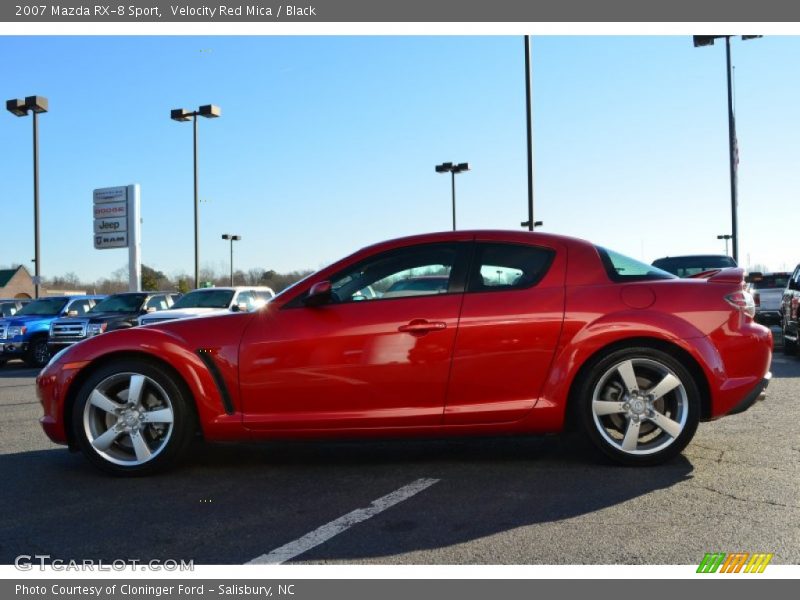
[725,291,756,318]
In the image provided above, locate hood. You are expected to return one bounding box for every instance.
[1,314,60,326]
[141,307,228,322]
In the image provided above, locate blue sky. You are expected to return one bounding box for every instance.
[0,35,797,281]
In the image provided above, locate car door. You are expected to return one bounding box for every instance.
[444,237,566,425]
[239,241,470,430]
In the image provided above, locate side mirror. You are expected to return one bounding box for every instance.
[304,281,333,307]
[146,306,158,313]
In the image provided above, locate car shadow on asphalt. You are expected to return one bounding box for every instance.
[770,353,800,378]
[0,365,39,379]
[0,433,693,564]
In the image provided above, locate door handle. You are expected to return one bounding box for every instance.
[398,319,447,334]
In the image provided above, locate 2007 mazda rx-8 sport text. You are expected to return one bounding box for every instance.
[37,231,772,475]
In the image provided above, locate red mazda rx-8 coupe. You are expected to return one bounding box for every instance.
[37,231,772,475]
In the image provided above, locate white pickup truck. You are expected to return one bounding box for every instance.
[747,272,790,326]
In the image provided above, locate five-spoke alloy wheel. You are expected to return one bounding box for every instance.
[73,360,196,475]
[577,347,700,465]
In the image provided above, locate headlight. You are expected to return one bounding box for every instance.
[87,323,107,336]
[7,326,26,338]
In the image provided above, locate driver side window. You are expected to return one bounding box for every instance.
[330,244,461,303]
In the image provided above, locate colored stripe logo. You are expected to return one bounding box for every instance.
[697,552,773,573]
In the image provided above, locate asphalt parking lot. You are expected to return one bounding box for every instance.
[0,335,798,566]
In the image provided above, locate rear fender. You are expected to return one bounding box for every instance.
[525,311,721,431]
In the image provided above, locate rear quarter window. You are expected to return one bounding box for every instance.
[599,248,676,282]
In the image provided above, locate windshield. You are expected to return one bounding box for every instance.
[16,298,68,316]
[90,294,146,314]
[171,289,235,309]
[750,274,790,290]
[652,255,737,278]
[598,247,676,282]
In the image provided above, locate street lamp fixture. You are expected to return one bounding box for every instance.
[717,233,733,256]
[521,220,544,229]
[221,233,241,286]
[692,35,762,264]
[6,95,48,299]
[435,162,470,231]
[171,104,222,289]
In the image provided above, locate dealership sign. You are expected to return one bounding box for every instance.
[92,184,142,291]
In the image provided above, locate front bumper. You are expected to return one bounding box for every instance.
[2,341,29,356]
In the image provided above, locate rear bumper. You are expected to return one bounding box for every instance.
[726,373,771,416]
[702,321,773,419]
[755,310,781,325]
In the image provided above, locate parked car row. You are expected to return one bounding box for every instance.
[0,286,275,367]
[0,298,30,317]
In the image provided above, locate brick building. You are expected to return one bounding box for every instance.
[0,266,35,299]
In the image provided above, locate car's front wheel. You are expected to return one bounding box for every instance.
[72,359,196,475]
[24,336,50,368]
[576,347,700,466]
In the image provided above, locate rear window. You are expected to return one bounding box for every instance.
[598,248,676,282]
[651,255,736,278]
[749,274,790,290]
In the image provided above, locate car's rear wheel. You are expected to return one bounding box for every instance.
[576,347,700,466]
[24,336,50,368]
[72,360,196,476]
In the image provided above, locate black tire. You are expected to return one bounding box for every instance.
[24,336,50,368]
[72,359,197,476]
[574,347,700,466]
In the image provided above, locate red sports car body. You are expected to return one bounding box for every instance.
[37,231,772,474]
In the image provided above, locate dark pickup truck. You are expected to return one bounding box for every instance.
[48,291,179,354]
[781,265,800,355]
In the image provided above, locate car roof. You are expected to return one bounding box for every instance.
[187,286,273,292]
[34,295,104,301]
[357,230,593,256]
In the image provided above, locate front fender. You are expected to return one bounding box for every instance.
[48,326,239,440]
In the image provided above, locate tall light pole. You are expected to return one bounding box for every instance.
[521,34,536,232]
[435,162,470,230]
[693,35,761,264]
[6,96,48,299]
[717,234,732,256]
[171,104,221,289]
[221,234,241,286]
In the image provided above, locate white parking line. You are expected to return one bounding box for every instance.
[246,477,440,565]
